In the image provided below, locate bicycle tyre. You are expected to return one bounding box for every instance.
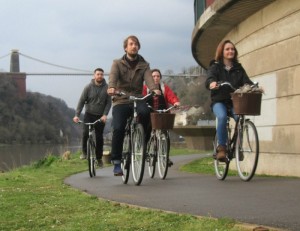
[131,123,146,185]
[236,120,259,181]
[213,132,229,180]
[147,136,156,178]
[157,131,169,179]
[121,132,131,184]
[87,139,96,177]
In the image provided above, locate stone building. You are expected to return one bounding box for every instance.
[192,0,300,176]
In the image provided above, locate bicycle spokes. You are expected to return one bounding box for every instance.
[131,124,146,185]
[236,121,259,181]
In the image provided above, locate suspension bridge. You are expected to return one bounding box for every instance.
[0,50,212,151]
[0,49,203,77]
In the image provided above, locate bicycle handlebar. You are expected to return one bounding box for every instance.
[148,104,176,113]
[114,90,153,101]
[76,119,102,125]
[216,81,236,91]
[215,81,259,91]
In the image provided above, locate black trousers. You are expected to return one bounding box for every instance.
[82,112,105,160]
[110,101,150,162]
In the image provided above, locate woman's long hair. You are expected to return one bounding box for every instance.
[214,40,238,63]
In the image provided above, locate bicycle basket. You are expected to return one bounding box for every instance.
[150,113,175,129]
[231,92,262,115]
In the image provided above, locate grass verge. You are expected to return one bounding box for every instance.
[0,151,251,231]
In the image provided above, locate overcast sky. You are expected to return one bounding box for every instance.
[0,0,197,109]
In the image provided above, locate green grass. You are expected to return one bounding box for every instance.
[0,152,251,231]
[178,150,298,179]
[179,156,237,176]
[169,147,208,156]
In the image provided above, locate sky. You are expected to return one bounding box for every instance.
[0,0,198,109]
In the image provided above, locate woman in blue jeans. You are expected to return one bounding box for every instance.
[205,40,253,161]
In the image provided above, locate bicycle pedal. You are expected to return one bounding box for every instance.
[213,153,217,159]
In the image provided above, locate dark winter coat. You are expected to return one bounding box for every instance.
[75,79,111,117]
[205,60,253,106]
[108,54,158,105]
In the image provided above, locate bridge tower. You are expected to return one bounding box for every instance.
[10,49,20,72]
[8,49,26,98]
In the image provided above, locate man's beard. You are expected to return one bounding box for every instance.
[95,79,103,84]
[127,52,138,60]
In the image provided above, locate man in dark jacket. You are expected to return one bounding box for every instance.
[107,35,160,176]
[73,68,111,167]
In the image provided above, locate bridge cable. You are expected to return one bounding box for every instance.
[0,53,10,60]
[19,52,92,73]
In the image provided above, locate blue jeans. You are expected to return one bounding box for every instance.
[110,101,150,163]
[212,102,237,147]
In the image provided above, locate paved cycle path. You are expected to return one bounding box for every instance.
[64,154,300,231]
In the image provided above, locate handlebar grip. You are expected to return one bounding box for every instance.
[114,90,126,96]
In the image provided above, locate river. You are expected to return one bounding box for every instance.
[0,144,82,172]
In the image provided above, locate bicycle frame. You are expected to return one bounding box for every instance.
[118,92,152,185]
[226,115,245,160]
[213,81,260,181]
[146,105,175,179]
[76,119,102,177]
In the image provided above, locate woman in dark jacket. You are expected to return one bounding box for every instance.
[205,40,253,161]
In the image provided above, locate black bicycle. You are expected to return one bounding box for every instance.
[118,92,152,185]
[77,119,102,177]
[213,82,260,181]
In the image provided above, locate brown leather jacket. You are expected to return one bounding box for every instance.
[108,54,158,105]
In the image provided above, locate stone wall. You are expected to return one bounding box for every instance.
[225,0,300,176]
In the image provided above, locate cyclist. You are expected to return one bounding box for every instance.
[143,68,180,166]
[205,40,253,162]
[73,68,111,167]
[107,35,161,176]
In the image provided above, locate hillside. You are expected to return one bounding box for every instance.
[0,66,213,144]
[0,75,81,144]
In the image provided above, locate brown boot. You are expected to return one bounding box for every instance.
[216,145,227,161]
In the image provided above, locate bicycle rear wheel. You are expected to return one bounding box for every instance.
[131,123,146,185]
[157,131,169,179]
[213,132,229,180]
[236,120,259,181]
[87,139,96,177]
[121,133,131,184]
[147,136,156,178]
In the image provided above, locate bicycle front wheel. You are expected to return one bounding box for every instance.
[157,131,169,179]
[87,139,96,177]
[236,120,259,181]
[131,123,146,185]
[121,132,131,184]
[147,136,156,178]
[213,132,229,180]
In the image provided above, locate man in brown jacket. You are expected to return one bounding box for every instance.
[107,35,160,176]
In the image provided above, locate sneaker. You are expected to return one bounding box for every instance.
[168,159,174,167]
[113,163,123,176]
[97,159,104,168]
[80,154,87,160]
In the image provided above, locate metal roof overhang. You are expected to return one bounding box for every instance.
[191,0,275,69]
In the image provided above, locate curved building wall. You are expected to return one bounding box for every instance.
[193,0,300,176]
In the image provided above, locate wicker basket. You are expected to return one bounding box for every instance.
[231,93,262,115]
[150,113,175,129]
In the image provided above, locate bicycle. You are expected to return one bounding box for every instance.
[117,92,153,185]
[77,119,102,178]
[213,81,261,181]
[146,105,175,179]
